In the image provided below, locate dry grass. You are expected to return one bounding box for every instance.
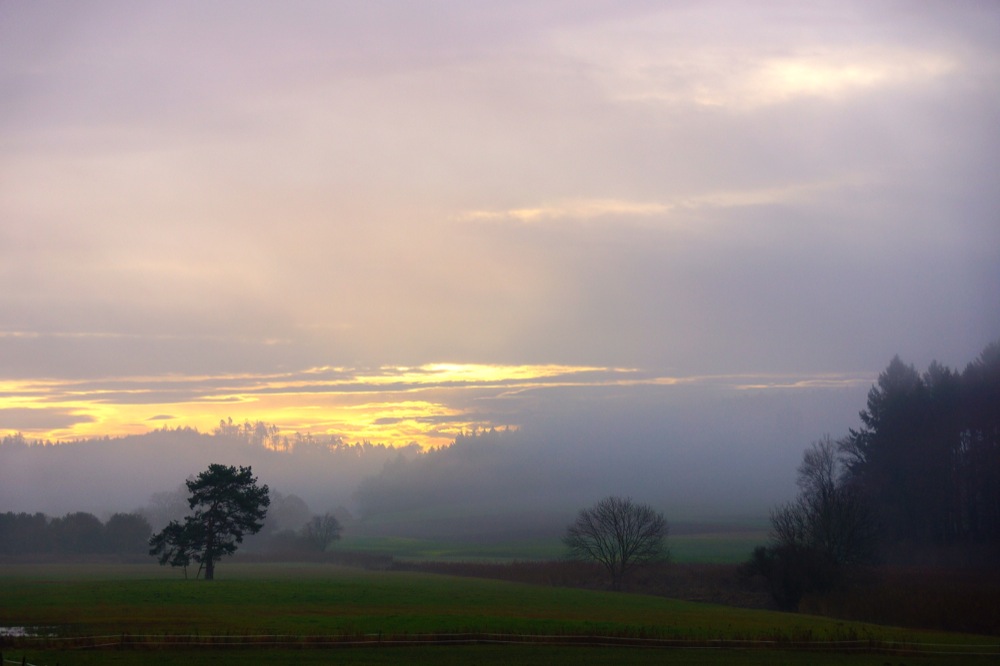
[397,559,1000,636]
[397,560,773,608]
[801,567,1000,636]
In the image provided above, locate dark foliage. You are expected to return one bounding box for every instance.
[750,340,1000,609]
[50,511,105,554]
[104,512,154,554]
[0,510,150,558]
[799,566,1000,636]
[149,519,200,574]
[399,558,1000,636]
[0,511,50,555]
[750,437,879,608]
[149,463,270,579]
[842,341,1000,549]
[744,544,841,610]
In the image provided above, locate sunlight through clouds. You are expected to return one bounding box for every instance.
[0,364,624,445]
[747,50,956,105]
[0,364,875,447]
[553,6,959,111]
[1,0,997,473]
[590,47,956,109]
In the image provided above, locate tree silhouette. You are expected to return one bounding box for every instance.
[104,512,152,555]
[752,437,878,608]
[841,341,1000,550]
[299,512,342,551]
[149,464,269,580]
[149,519,200,577]
[50,512,104,554]
[564,495,668,590]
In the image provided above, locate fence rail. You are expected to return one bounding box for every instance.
[3,633,999,656]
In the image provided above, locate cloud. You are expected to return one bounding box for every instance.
[551,4,962,111]
[460,199,672,223]
[0,362,877,447]
[457,175,870,227]
[0,408,94,431]
[746,50,955,104]
[596,47,956,110]
[0,1,997,470]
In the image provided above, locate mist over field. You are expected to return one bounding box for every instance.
[0,380,870,536]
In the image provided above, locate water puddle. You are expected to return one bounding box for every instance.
[0,626,56,637]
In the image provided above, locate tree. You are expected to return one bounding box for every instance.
[0,512,49,556]
[51,512,104,554]
[149,464,269,580]
[299,512,342,552]
[782,436,878,568]
[754,437,879,608]
[149,520,201,577]
[563,495,668,590]
[839,343,1000,550]
[104,512,152,555]
[265,492,312,534]
[842,356,931,542]
[961,341,1000,543]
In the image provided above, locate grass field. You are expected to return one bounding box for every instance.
[5,646,999,666]
[9,646,1000,666]
[337,527,769,563]
[2,563,997,665]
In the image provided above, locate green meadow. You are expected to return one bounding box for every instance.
[2,563,996,665]
[337,526,770,563]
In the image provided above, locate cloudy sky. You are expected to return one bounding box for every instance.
[2,0,998,448]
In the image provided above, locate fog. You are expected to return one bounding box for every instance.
[2,1,997,547]
[0,380,869,538]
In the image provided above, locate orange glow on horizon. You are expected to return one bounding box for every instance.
[0,365,872,447]
[0,363,625,448]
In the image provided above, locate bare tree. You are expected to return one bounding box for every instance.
[772,437,879,568]
[755,438,880,608]
[299,512,342,551]
[563,495,668,590]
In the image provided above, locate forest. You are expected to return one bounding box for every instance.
[843,344,1000,550]
[0,510,151,558]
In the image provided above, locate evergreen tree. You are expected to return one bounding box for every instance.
[149,464,269,580]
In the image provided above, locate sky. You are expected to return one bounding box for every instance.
[2,0,999,450]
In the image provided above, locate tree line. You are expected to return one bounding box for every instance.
[750,339,1000,608]
[1,421,419,457]
[842,342,1000,547]
[0,511,151,557]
